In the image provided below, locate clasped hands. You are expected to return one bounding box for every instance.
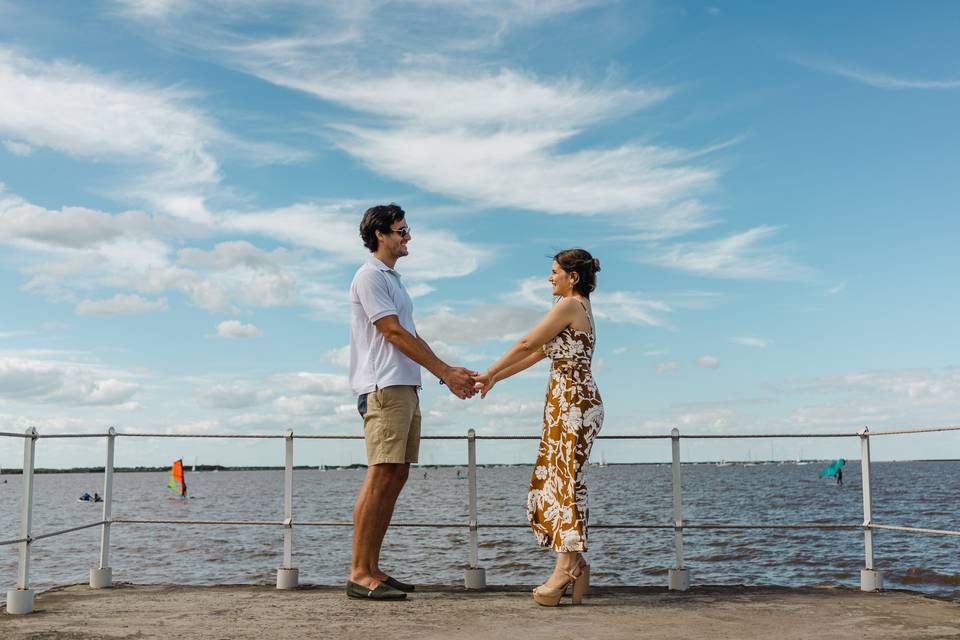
[441,367,496,400]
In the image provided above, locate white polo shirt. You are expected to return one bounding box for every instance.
[349,257,422,396]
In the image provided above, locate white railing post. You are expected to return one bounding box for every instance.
[90,427,116,588]
[859,427,883,591]
[668,427,690,590]
[277,429,298,589]
[464,428,486,589]
[6,427,37,614]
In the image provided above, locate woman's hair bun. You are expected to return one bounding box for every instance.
[553,248,600,297]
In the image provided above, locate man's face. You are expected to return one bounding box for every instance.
[379,219,411,258]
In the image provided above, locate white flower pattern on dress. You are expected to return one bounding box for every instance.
[527,324,603,552]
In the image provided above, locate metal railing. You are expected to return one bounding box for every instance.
[3,424,960,613]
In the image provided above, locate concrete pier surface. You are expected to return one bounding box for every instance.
[3,584,959,639]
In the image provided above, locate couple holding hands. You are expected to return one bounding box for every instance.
[347,204,603,606]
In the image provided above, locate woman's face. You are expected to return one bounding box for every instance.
[549,260,578,297]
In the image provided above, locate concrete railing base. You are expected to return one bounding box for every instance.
[861,569,883,591]
[668,568,691,591]
[464,567,486,590]
[90,567,113,589]
[276,568,299,590]
[5,589,34,615]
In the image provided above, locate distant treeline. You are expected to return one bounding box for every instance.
[0,464,328,474]
[1,459,957,474]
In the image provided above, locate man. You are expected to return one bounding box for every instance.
[346,203,477,600]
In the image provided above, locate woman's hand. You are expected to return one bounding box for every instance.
[475,371,497,399]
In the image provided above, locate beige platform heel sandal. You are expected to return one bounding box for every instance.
[570,562,590,605]
[532,558,589,606]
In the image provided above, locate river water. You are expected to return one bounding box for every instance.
[1,462,958,600]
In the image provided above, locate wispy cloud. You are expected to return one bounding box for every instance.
[216,320,261,339]
[0,355,142,407]
[112,1,612,53]
[641,226,812,280]
[197,385,274,409]
[2,139,33,155]
[698,355,719,369]
[801,58,960,90]
[1,186,485,317]
[75,294,168,316]
[220,202,487,281]
[0,48,304,222]
[656,361,679,373]
[107,2,719,234]
[514,277,673,327]
[418,305,544,344]
[731,336,769,348]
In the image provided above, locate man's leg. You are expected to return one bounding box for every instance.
[350,462,406,588]
[370,463,409,580]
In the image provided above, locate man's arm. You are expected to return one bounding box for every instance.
[374,316,476,398]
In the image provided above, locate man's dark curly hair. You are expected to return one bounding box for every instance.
[359,203,406,252]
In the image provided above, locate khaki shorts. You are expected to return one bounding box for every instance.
[359,385,421,465]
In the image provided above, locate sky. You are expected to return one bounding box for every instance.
[0,0,958,470]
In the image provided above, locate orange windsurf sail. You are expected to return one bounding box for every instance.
[167,459,187,496]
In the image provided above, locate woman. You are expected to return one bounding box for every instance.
[476,248,603,606]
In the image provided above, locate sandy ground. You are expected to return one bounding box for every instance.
[3,584,959,640]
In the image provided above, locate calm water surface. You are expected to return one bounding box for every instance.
[1,462,958,599]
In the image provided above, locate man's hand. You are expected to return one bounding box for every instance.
[442,366,478,399]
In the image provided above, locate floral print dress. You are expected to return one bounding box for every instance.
[527,303,604,552]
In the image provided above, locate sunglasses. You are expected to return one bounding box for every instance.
[389,226,411,237]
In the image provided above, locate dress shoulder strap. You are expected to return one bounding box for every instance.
[574,298,595,336]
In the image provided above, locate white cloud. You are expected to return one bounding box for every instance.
[698,355,720,369]
[75,293,167,316]
[676,407,735,432]
[417,305,544,344]
[197,385,274,409]
[0,356,141,406]
[828,283,845,295]
[133,5,718,229]
[114,1,613,57]
[2,139,33,155]
[216,320,261,339]
[731,336,769,348]
[271,372,351,395]
[323,345,350,368]
[332,120,714,221]
[0,48,303,221]
[780,367,960,435]
[656,361,679,373]
[642,226,812,280]
[592,291,672,327]
[800,368,960,404]
[405,283,435,298]
[0,187,169,250]
[0,48,219,213]
[271,394,342,416]
[801,58,960,90]
[427,392,543,433]
[220,202,486,281]
[112,0,191,18]
[612,347,627,354]
[515,277,673,327]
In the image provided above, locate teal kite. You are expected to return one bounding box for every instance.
[819,458,846,478]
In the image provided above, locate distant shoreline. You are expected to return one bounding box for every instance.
[2,459,960,474]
